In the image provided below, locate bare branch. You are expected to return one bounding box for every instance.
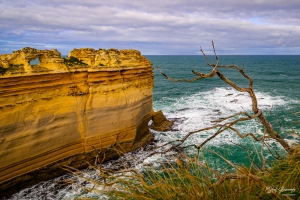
[192,69,218,78]
[264,142,283,160]
[155,41,293,154]
[216,71,250,92]
[211,40,219,67]
[206,64,254,88]
[207,64,239,69]
[156,66,203,82]
[151,110,265,156]
[211,111,254,123]
[200,46,212,64]
[227,126,271,142]
[261,129,267,171]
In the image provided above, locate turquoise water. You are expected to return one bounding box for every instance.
[10,55,300,199]
[149,55,300,142]
[147,55,300,169]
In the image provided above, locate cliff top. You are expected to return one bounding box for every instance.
[0,47,152,76]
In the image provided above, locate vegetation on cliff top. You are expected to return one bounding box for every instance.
[0,64,25,75]
[104,145,300,199]
[63,56,88,67]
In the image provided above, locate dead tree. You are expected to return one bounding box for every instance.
[156,41,294,155]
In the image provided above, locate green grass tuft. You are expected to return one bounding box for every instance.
[63,56,88,67]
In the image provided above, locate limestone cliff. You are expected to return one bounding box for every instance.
[0,47,154,196]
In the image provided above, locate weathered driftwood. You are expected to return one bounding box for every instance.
[156,41,293,155]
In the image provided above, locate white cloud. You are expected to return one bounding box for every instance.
[0,0,299,54]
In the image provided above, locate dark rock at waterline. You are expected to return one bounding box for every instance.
[171,117,187,123]
[150,110,174,131]
[176,107,205,112]
[167,117,188,131]
[211,117,226,123]
[226,93,233,96]
[177,108,190,112]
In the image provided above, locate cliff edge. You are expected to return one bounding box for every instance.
[0,47,154,196]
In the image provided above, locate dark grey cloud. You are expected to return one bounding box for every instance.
[0,0,299,54]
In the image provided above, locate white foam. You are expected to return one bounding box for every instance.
[152,87,300,153]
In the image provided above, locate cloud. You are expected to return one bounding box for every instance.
[0,0,300,54]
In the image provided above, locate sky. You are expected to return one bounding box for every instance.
[0,0,300,55]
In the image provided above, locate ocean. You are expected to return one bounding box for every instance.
[9,55,300,199]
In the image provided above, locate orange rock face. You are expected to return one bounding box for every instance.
[0,48,154,196]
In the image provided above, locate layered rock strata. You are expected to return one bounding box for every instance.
[0,48,154,196]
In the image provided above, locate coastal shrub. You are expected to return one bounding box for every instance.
[0,64,25,75]
[64,56,88,67]
[0,67,7,75]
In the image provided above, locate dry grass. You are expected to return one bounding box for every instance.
[265,144,300,198]
[67,145,300,200]
[94,146,297,200]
